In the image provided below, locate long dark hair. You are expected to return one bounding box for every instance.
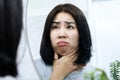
[0,0,23,77]
[40,3,92,65]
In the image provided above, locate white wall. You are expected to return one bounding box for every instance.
[27,0,89,16]
[93,0,120,77]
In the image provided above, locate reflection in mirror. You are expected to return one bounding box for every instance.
[27,0,93,61]
[10,2,119,80]
[27,0,120,77]
[27,0,120,80]
[27,0,106,80]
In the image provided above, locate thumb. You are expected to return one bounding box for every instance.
[54,53,58,60]
[72,65,79,71]
[72,64,86,71]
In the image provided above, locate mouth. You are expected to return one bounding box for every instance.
[57,41,68,46]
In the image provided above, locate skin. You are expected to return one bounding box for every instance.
[50,12,79,56]
[50,12,85,80]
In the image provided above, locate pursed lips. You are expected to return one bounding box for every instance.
[57,41,68,46]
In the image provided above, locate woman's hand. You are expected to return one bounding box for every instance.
[50,48,85,80]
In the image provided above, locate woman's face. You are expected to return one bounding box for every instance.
[50,12,79,56]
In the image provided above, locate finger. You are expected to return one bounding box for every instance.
[66,48,78,61]
[72,65,79,71]
[67,47,78,57]
[72,64,86,71]
[54,52,58,60]
[72,53,78,61]
[77,64,86,70]
[70,49,79,62]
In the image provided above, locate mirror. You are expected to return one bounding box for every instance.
[17,0,27,66]
[22,0,120,79]
[27,0,96,61]
[26,0,95,64]
[26,0,97,79]
[1,0,120,78]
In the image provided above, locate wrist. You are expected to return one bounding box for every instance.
[50,72,64,80]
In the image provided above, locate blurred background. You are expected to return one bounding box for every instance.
[2,0,119,80]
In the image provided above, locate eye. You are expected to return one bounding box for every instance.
[67,25,75,29]
[51,25,59,30]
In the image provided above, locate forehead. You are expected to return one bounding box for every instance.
[53,12,75,22]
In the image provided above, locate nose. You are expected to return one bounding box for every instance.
[58,28,66,39]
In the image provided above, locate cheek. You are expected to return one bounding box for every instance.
[50,32,57,45]
[70,33,79,45]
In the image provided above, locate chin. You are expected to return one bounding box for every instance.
[58,52,69,56]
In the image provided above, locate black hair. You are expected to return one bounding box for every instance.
[40,3,92,65]
[0,0,23,77]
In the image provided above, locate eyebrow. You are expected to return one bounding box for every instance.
[52,21,60,24]
[52,21,76,24]
[66,21,76,24]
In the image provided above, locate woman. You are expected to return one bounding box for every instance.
[0,0,23,77]
[35,3,108,80]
